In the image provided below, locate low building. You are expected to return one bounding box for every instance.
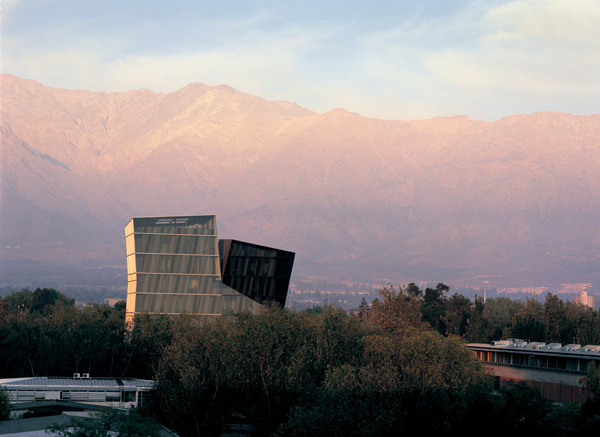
[467,340,600,403]
[0,375,153,413]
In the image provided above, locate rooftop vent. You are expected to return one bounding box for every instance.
[493,340,511,346]
[543,343,562,350]
[512,340,527,348]
[525,342,546,350]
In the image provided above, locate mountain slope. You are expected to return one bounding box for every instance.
[1,74,599,288]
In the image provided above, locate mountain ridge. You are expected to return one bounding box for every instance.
[1,74,599,290]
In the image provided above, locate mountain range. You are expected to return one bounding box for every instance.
[1,74,599,291]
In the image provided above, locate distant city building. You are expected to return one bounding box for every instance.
[124,215,294,325]
[574,291,596,309]
[104,298,123,307]
[467,340,600,404]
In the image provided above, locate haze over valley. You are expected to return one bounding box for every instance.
[1,74,599,297]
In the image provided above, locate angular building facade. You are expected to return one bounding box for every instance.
[125,215,294,325]
[219,239,295,308]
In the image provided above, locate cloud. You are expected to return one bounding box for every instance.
[354,0,600,119]
[484,0,600,46]
[2,0,599,121]
[426,0,600,97]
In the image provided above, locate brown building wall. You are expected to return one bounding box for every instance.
[489,366,591,404]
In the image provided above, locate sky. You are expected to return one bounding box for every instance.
[1,0,599,121]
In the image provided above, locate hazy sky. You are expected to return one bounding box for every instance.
[2,0,599,121]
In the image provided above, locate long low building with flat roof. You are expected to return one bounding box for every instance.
[0,375,153,412]
[467,340,600,403]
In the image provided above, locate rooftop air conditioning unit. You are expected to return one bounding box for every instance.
[544,343,562,350]
[82,373,90,379]
[73,373,80,379]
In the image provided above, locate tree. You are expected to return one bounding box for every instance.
[125,313,173,379]
[581,361,600,400]
[397,330,492,393]
[365,285,427,337]
[483,297,523,341]
[557,300,587,345]
[154,306,323,436]
[577,310,600,346]
[2,288,74,314]
[498,380,552,435]
[464,296,490,343]
[422,283,449,334]
[443,293,472,337]
[579,360,600,431]
[46,408,160,436]
[0,386,10,421]
[512,298,547,342]
[544,293,565,343]
[154,315,216,436]
[1,289,34,312]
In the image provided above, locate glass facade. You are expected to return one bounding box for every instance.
[470,349,591,374]
[125,216,266,325]
[219,239,295,307]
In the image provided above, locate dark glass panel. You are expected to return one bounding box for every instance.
[219,239,294,308]
[135,254,219,275]
[134,234,217,255]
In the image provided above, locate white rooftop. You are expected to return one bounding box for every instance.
[0,376,153,390]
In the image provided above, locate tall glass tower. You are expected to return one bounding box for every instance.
[124,215,265,326]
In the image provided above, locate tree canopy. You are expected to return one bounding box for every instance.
[1,285,599,435]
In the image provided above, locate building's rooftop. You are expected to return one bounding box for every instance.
[467,339,600,357]
[0,376,153,390]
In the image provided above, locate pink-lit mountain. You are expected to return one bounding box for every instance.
[1,74,599,289]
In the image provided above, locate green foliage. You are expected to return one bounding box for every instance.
[498,380,552,434]
[45,408,160,436]
[125,313,173,379]
[483,297,524,341]
[581,361,600,399]
[397,331,492,392]
[544,293,566,342]
[153,305,368,435]
[2,284,599,435]
[577,310,600,346]
[0,291,126,377]
[2,288,74,314]
[0,387,10,421]
[443,293,472,337]
[364,285,427,337]
[421,283,450,334]
[464,296,490,343]
[512,298,547,342]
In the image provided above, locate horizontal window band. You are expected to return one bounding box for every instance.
[131,233,217,237]
[132,292,222,296]
[131,253,220,257]
[131,312,222,316]
[132,273,222,276]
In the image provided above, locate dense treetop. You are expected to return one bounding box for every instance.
[1,285,599,435]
